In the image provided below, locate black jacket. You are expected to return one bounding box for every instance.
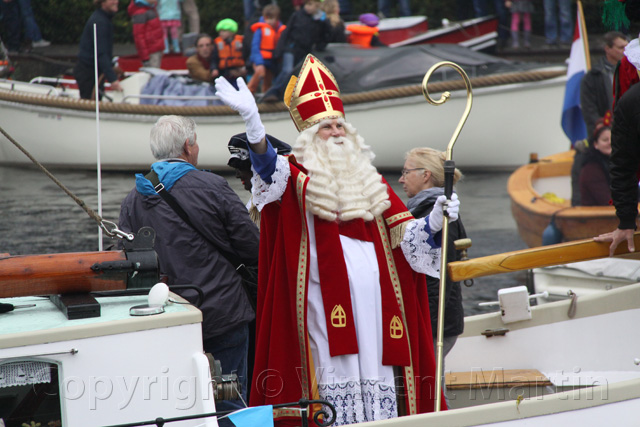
[410,192,466,338]
[77,8,117,83]
[275,8,330,63]
[580,56,614,137]
[611,82,640,229]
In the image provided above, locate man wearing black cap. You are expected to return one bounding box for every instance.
[228,132,292,193]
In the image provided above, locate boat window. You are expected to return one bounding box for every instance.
[0,360,62,427]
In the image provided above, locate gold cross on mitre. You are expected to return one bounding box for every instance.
[283,54,345,132]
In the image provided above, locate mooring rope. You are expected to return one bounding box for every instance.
[0,125,131,240]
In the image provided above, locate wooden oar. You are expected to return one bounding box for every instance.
[448,233,640,282]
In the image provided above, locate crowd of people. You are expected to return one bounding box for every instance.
[56,0,611,100]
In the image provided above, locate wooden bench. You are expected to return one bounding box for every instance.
[445,369,552,390]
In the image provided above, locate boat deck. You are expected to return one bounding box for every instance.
[0,294,201,350]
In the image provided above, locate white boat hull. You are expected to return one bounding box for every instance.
[0,74,567,171]
[359,282,640,426]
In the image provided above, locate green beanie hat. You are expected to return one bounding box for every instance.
[216,18,239,33]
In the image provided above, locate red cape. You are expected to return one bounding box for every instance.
[249,157,443,424]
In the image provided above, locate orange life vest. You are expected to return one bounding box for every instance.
[215,35,245,69]
[346,24,379,48]
[251,22,286,60]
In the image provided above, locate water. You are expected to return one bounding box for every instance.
[0,165,528,316]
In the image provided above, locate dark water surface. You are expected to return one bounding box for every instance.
[0,165,528,316]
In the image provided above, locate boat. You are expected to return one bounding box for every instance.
[532,257,640,303]
[0,44,567,172]
[343,15,497,51]
[507,150,640,247]
[114,15,496,74]
[2,228,640,425]
[387,16,498,51]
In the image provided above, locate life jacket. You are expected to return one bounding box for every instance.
[215,35,245,70]
[346,24,379,48]
[251,22,286,60]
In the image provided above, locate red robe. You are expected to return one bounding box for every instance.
[250,156,443,424]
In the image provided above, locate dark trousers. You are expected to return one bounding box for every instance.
[0,1,21,52]
[203,322,249,422]
[74,61,104,100]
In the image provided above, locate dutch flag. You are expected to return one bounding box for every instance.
[561,11,589,147]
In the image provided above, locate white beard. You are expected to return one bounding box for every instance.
[292,122,391,222]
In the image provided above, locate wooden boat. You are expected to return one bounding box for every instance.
[0,44,567,172]
[507,150,638,247]
[2,233,640,425]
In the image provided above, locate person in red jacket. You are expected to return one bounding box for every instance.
[247,5,286,94]
[127,0,164,68]
[210,18,246,85]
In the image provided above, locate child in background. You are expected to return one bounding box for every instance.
[128,0,165,68]
[158,0,182,54]
[323,0,346,43]
[505,0,533,49]
[211,19,247,85]
[247,4,286,94]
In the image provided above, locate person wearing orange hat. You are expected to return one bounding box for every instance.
[215,54,460,425]
[346,13,385,48]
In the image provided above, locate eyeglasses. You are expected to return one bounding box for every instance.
[400,167,425,177]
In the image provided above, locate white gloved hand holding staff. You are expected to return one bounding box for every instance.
[215,77,266,144]
[428,193,460,233]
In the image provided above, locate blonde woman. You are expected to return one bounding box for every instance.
[399,147,467,404]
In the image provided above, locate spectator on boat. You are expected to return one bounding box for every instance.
[259,0,330,102]
[505,0,533,49]
[186,34,214,82]
[74,0,123,100]
[346,13,386,48]
[158,0,182,54]
[473,0,510,50]
[378,0,410,18]
[399,147,466,406]
[323,0,347,43]
[579,118,612,206]
[571,32,627,206]
[215,54,460,424]
[542,0,571,48]
[181,0,200,34]
[128,0,164,68]
[0,0,50,53]
[582,32,627,138]
[118,115,259,419]
[246,4,285,94]
[210,18,247,86]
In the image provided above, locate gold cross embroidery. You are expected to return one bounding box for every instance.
[331,304,347,328]
[390,315,404,338]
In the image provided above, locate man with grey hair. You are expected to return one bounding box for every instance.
[118,115,259,415]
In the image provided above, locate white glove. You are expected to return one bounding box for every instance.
[428,193,460,233]
[215,77,265,144]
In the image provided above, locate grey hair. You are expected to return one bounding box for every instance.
[150,115,196,160]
